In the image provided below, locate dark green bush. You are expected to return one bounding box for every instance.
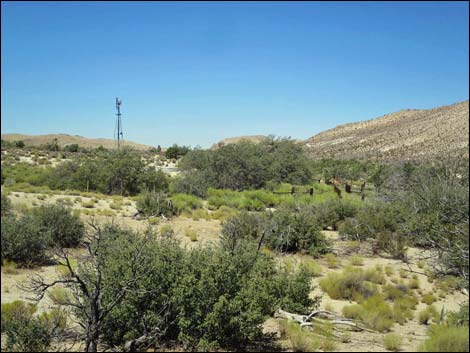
[1,214,52,265]
[221,211,267,252]
[93,227,316,350]
[165,144,190,160]
[265,206,330,256]
[313,199,361,230]
[32,205,84,247]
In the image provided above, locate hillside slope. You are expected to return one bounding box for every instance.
[304,100,469,160]
[1,133,155,151]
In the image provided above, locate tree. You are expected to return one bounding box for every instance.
[403,157,469,288]
[105,148,145,195]
[25,223,152,352]
[165,144,190,160]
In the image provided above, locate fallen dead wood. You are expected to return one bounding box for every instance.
[275,309,375,333]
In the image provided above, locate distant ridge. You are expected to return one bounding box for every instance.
[211,135,268,149]
[304,100,469,161]
[1,133,155,151]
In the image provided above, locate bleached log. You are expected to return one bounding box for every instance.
[275,308,376,333]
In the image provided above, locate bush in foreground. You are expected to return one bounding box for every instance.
[418,325,469,352]
[1,213,52,265]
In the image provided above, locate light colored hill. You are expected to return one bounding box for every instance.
[1,133,155,151]
[304,100,469,161]
[212,135,268,149]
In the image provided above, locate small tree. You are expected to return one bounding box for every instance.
[25,222,153,352]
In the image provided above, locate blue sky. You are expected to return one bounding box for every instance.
[1,1,468,148]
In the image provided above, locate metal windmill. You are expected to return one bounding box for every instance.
[114,97,124,148]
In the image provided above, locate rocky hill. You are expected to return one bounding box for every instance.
[1,133,155,151]
[304,100,469,161]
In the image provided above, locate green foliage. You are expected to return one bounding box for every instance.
[319,266,383,301]
[383,333,403,351]
[63,143,79,153]
[342,295,394,332]
[170,193,204,214]
[1,213,52,265]
[220,211,267,252]
[418,305,439,325]
[1,193,12,217]
[32,205,84,247]
[1,301,61,352]
[139,168,169,193]
[339,201,408,258]
[265,206,330,256]
[179,138,313,194]
[165,144,190,159]
[1,301,37,332]
[93,227,316,350]
[279,320,320,352]
[418,325,469,352]
[325,253,341,268]
[446,304,469,327]
[136,192,175,217]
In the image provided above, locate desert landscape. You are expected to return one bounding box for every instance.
[2,1,468,352]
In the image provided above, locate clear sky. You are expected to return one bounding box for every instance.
[1,1,468,148]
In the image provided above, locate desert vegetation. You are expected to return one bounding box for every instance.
[1,138,469,352]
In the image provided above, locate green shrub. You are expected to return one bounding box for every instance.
[191,208,210,221]
[210,206,238,221]
[1,303,65,352]
[81,200,95,208]
[421,293,437,305]
[1,193,12,217]
[300,259,322,277]
[319,267,379,301]
[32,205,84,247]
[349,254,364,266]
[47,287,71,306]
[221,211,267,252]
[171,193,203,214]
[97,228,317,349]
[342,296,394,332]
[383,333,403,351]
[446,304,469,327]
[418,305,439,325]
[265,206,330,256]
[1,214,52,265]
[1,301,37,332]
[136,192,175,217]
[109,201,122,210]
[325,253,341,268]
[159,224,175,238]
[279,320,320,352]
[418,325,469,352]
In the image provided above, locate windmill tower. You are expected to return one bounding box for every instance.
[115,97,123,148]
